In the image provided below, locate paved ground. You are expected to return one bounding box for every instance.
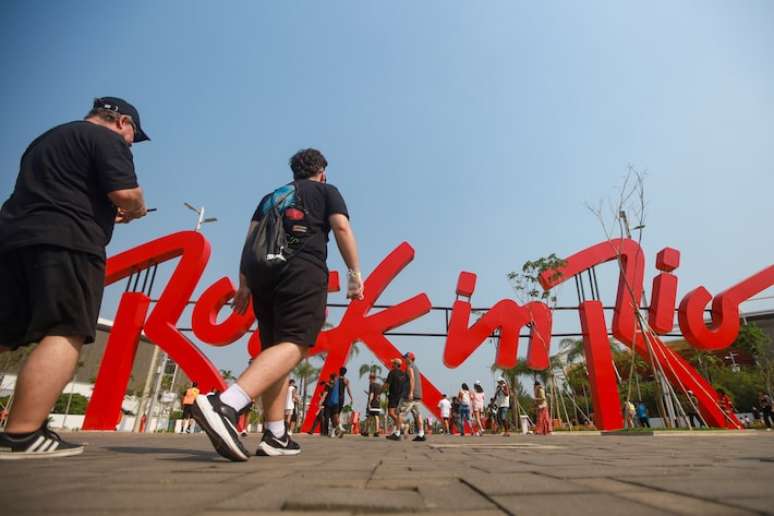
[2,430,774,515]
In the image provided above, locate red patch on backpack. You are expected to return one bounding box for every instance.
[285,208,304,221]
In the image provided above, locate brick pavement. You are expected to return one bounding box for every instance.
[1,431,773,515]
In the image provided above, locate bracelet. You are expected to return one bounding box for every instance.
[347,270,361,278]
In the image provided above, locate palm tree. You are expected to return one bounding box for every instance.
[219,369,236,385]
[293,359,320,422]
[358,363,383,380]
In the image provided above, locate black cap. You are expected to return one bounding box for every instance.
[93,96,150,143]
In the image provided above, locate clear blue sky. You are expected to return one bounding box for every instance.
[1,1,773,406]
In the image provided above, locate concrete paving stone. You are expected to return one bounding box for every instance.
[198,512,351,516]
[366,478,456,490]
[418,479,500,511]
[618,475,774,500]
[282,487,426,513]
[614,490,758,515]
[569,478,654,493]
[4,485,247,513]
[723,497,774,514]
[493,492,672,516]
[465,472,588,495]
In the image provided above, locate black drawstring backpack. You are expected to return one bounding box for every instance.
[240,182,307,284]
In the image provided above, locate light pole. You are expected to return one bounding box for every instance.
[143,202,218,432]
[184,202,218,231]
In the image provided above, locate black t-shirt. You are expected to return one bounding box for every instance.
[0,121,138,258]
[385,369,407,400]
[251,179,348,270]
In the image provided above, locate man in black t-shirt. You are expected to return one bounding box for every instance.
[0,97,149,460]
[192,148,364,461]
[384,358,408,441]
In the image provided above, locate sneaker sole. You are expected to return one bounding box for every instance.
[255,441,301,457]
[0,446,84,460]
[192,396,248,462]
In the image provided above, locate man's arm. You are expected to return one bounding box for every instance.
[234,221,259,314]
[345,378,353,404]
[108,187,147,222]
[329,213,364,300]
[407,367,415,400]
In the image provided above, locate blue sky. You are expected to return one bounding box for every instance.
[1,1,773,407]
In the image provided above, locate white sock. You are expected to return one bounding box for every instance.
[266,420,285,439]
[418,430,425,437]
[219,383,252,412]
[394,430,400,436]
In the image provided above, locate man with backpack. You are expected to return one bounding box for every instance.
[193,148,364,461]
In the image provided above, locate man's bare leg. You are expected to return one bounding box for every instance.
[5,336,83,433]
[236,342,305,399]
[261,376,289,424]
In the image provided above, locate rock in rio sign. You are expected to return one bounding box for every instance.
[81,231,774,432]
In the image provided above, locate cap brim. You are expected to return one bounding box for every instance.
[134,128,150,143]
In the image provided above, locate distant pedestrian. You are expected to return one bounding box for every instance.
[487,397,498,433]
[494,378,511,436]
[636,401,650,428]
[437,394,451,434]
[534,381,552,435]
[472,382,485,436]
[623,400,636,429]
[450,396,461,434]
[400,352,426,442]
[332,367,353,438]
[182,382,200,433]
[685,390,704,428]
[385,358,407,441]
[323,373,340,437]
[758,392,773,430]
[309,379,331,435]
[364,372,382,437]
[285,379,299,434]
[457,383,471,437]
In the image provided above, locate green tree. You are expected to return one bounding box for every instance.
[293,359,320,422]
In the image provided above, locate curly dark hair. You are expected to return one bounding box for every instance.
[289,148,328,179]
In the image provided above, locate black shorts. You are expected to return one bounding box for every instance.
[249,258,327,349]
[182,404,194,419]
[0,245,105,349]
[388,396,401,409]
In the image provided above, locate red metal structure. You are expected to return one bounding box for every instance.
[81,231,774,432]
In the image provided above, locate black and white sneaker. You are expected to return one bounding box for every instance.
[412,434,426,442]
[386,433,401,441]
[0,425,84,460]
[192,393,249,462]
[255,430,301,456]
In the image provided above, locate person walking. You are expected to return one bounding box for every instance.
[182,382,200,433]
[284,379,300,434]
[364,372,382,437]
[193,148,364,461]
[636,401,650,428]
[385,358,407,441]
[0,97,149,459]
[534,381,552,435]
[437,394,451,434]
[758,392,773,430]
[333,367,353,438]
[400,352,426,442]
[457,383,472,437]
[494,378,511,436]
[623,400,636,429]
[472,382,485,436]
[685,390,704,428]
[308,379,331,436]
